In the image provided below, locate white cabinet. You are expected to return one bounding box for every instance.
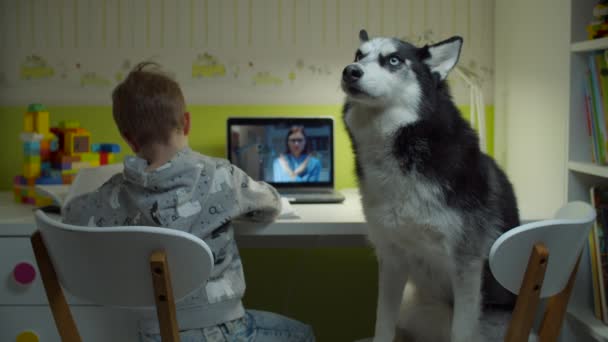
[0,306,141,342]
[0,198,141,341]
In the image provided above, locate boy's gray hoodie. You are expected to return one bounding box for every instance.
[63,147,281,333]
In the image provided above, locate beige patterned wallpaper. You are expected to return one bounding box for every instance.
[0,0,495,105]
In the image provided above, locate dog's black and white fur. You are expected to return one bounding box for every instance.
[341,30,519,342]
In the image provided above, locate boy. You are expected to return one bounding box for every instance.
[63,62,315,342]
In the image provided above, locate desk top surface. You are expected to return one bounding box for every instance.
[0,189,368,238]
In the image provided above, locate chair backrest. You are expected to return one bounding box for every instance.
[489,201,596,298]
[35,210,214,307]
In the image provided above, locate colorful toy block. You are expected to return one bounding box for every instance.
[20,132,44,142]
[80,152,99,162]
[64,130,91,155]
[13,176,27,185]
[53,162,72,170]
[62,174,76,184]
[15,104,123,206]
[28,103,46,112]
[34,111,50,133]
[99,143,121,153]
[53,153,81,164]
[23,105,50,136]
[50,128,65,149]
[24,155,41,164]
[59,120,80,129]
[61,168,78,175]
[40,148,51,160]
[23,163,41,178]
[23,112,34,132]
[23,141,41,154]
[27,187,36,197]
[13,187,20,201]
[100,152,111,165]
[35,176,63,185]
[48,169,62,178]
[50,139,58,152]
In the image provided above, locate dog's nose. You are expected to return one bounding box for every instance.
[342,65,363,83]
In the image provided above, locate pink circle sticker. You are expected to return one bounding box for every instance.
[13,262,36,285]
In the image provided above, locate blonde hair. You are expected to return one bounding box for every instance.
[111,62,186,146]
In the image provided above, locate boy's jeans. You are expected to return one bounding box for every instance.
[140,310,315,342]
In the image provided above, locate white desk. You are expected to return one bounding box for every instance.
[0,188,370,246]
[0,188,370,342]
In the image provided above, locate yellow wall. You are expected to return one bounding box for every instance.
[0,104,493,191]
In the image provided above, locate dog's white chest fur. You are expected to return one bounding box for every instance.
[345,107,463,258]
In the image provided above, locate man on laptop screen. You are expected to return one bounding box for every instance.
[228,117,344,203]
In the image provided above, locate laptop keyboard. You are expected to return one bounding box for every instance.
[280,190,345,203]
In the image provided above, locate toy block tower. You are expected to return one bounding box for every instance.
[50,120,94,184]
[15,104,59,205]
[14,104,121,205]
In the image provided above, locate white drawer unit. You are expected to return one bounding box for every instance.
[0,238,87,305]
[0,194,141,342]
[0,306,141,342]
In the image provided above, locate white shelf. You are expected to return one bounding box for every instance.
[567,310,608,341]
[568,161,608,178]
[572,37,608,52]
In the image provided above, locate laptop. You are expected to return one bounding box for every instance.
[227,117,345,203]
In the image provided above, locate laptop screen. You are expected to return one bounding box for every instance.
[227,117,334,188]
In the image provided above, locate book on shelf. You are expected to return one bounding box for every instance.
[583,50,608,165]
[585,69,600,164]
[590,186,608,323]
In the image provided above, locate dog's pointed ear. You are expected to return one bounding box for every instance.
[422,36,462,80]
[359,29,369,42]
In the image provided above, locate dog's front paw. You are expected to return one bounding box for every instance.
[451,330,482,342]
[372,330,410,342]
[371,334,395,342]
[372,338,389,342]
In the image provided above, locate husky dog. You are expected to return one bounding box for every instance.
[341,30,519,342]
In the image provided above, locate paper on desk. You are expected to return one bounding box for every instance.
[64,163,123,208]
[36,164,300,219]
[279,197,299,219]
[35,163,124,209]
[35,184,70,205]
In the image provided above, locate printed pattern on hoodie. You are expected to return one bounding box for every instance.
[63,147,281,329]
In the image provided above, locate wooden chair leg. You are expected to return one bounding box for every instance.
[505,243,549,342]
[538,253,582,342]
[150,250,180,342]
[30,231,82,342]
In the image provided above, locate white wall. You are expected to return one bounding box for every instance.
[494,0,570,219]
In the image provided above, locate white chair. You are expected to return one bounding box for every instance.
[30,210,214,342]
[489,201,596,342]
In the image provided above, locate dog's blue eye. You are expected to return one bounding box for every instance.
[389,57,401,66]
